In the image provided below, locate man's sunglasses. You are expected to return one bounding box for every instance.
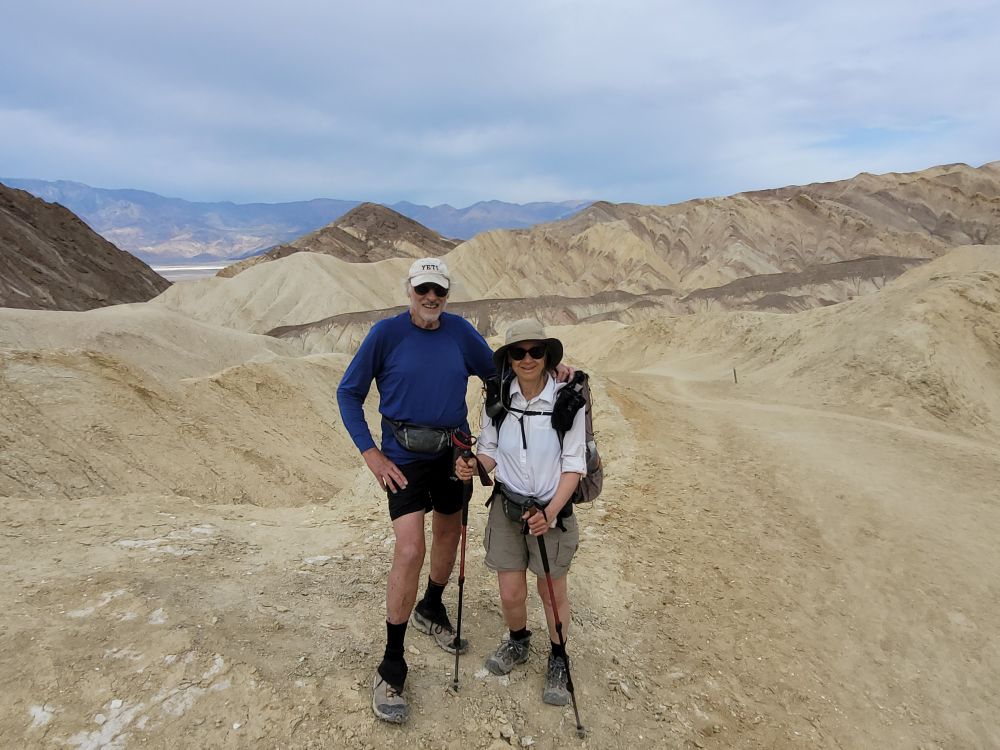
[413,282,449,297]
[509,345,546,361]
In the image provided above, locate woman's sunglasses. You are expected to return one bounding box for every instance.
[509,345,546,361]
[413,282,449,297]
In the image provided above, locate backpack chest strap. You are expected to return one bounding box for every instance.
[503,404,552,449]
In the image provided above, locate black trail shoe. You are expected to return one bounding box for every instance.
[543,654,571,706]
[410,600,469,654]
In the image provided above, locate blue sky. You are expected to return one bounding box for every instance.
[1,0,997,206]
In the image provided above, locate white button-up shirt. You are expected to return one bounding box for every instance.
[477,374,587,505]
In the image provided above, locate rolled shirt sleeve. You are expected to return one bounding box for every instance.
[476,401,498,461]
[559,399,588,476]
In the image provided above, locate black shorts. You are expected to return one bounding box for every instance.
[387,453,464,521]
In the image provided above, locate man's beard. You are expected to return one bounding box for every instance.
[411,297,445,326]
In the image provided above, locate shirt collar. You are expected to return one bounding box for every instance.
[509,374,556,406]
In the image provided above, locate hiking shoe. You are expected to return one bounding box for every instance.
[372,673,408,724]
[484,634,531,675]
[410,600,469,654]
[543,654,571,706]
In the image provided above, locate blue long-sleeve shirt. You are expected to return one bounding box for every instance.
[336,311,495,464]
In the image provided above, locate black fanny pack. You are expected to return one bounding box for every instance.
[388,419,454,454]
[491,482,573,524]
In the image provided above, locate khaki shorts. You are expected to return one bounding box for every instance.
[483,497,579,579]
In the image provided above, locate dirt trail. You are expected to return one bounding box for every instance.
[3,371,999,748]
[604,372,1000,748]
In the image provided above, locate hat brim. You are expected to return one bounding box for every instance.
[409,273,450,288]
[493,336,564,372]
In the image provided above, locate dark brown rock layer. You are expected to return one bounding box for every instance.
[0,183,170,311]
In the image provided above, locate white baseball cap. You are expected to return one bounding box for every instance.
[408,257,451,289]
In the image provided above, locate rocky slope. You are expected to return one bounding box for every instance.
[747,161,1000,245]
[266,256,929,354]
[267,289,679,354]
[452,161,999,298]
[680,255,927,312]
[568,245,1000,437]
[0,303,354,503]
[153,161,999,334]
[217,203,459,277]
[0,183,170,311]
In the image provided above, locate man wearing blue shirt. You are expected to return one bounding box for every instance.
[337,257,494,724]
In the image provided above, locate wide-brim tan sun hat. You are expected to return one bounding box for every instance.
[492,318,564,371]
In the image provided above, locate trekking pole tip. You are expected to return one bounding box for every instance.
[576,726,586,739]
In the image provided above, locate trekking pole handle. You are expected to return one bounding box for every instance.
[521,503,550,537]
[452,431,477,483]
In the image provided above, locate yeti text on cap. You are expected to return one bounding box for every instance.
[408,258,450,287]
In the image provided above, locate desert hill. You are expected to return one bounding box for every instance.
[0,182,170,311]
[154,244,680,335]
[153,161,998,334]
[267,288,679,354]
[332,202,461,257]
[5,161,1000,748]
[154,252,411,333]
[266,255,929,354]
[0,304,294,380]
[680,254,927,312]
[0,303,358,503]
[8,243,997,499]
[564,245,1000,438]
[746,161,1000,245]
[452,160,998,296]
[3,241,999,748]
[217,203,459,277]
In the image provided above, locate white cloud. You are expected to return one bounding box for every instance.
[1,0,997,204]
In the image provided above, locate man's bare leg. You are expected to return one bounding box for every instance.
[387,511,427,623]
[409,508,468,652]
[373,511,426,723]
[428,508,462,584]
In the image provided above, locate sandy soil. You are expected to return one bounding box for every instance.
[3,363,998,749]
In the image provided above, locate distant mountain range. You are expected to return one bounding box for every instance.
[0,178,591,262]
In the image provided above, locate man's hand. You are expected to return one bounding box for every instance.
[363,448,408,493]
[455,456,476,482]
[553,362,576,383]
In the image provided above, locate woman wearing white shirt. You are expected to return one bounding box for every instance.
[456,319,586,706]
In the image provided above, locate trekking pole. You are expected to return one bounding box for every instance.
[534,523,586,739]
[450,430,476,692]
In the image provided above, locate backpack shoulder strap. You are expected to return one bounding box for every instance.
[552,370,589,447]
[490,372,516,432]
